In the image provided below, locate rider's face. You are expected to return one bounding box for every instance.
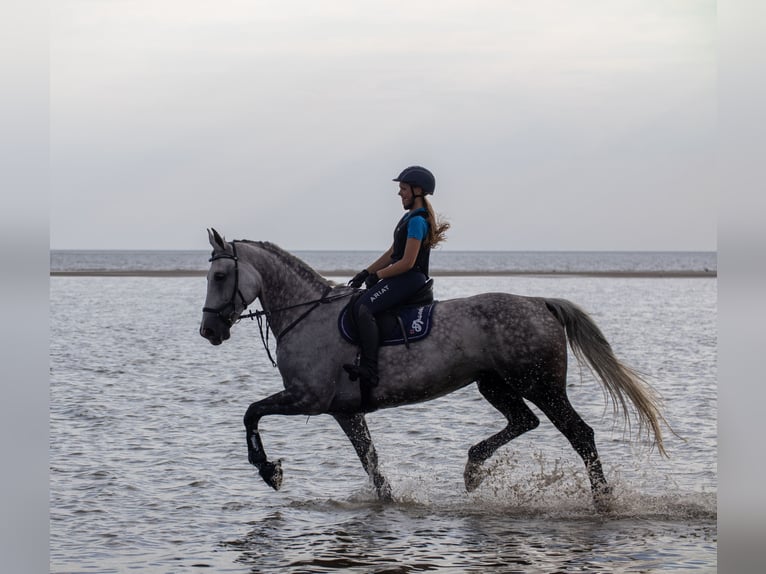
[398,183,417,210]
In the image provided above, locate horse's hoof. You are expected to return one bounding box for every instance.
[593,484,613,513]
[258,459,283,491]
[375,479,393,502]
[464,460,486,492]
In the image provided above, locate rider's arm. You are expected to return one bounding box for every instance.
[366,246,394,273]
[377,238,421,279]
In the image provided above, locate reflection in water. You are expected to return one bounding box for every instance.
[223,497,716,573]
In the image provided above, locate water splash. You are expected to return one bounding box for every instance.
[363,449,717,523]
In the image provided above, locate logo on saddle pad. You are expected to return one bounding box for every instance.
[338,303,437,347]
[411,306,425,333]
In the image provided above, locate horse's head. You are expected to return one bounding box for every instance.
[199,228,261,345]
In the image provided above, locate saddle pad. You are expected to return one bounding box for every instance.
[339,302,437,347]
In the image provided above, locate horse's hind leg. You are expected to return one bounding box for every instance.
[465,374,540,492]
[332,413,393,502]
[526,387,612,512]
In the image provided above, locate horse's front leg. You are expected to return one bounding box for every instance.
[246,419,283,490]
[243,390,317,491]
[332,412,393,502]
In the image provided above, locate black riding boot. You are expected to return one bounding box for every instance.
[343,306,379,388]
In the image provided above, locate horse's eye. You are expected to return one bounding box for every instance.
[213,272,226,281]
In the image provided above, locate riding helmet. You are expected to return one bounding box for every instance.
[393,166,436,195]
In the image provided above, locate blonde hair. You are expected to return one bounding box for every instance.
[422,197,450,248]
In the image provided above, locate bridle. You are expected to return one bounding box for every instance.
[202,241,249,328]
[202,240,353,367]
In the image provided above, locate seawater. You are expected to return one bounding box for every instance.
[49,249,717,274]
[50,252,717,573]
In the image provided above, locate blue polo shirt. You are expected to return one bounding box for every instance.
[401,208,429,241]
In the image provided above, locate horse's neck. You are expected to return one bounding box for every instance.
[244,243,328,331]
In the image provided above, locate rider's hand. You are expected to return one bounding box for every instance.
[348,269,370,288]
[364,272,380,289]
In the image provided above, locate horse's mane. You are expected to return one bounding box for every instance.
[240,240,331,287]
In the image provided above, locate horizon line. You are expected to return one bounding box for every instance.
[49,247,718,254]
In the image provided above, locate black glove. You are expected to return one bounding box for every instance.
[348,269,370,288]
[364,272,380,289]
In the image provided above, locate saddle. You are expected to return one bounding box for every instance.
[338,279,437,348]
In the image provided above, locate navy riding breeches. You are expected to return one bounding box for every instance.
[353,270,428,317]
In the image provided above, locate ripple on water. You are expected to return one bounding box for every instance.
[222,492,715,573]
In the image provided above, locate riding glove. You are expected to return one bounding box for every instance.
[348,269,369,288]
[364,272,380,289]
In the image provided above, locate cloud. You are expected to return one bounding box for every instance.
[50,1,716,250]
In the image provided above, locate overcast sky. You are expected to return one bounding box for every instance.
[50,0,716,252]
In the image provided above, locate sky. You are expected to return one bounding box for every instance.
[49,0,717,252]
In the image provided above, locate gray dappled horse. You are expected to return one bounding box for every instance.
[199,229,667,511]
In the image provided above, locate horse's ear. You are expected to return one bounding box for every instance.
[208,228,227,250]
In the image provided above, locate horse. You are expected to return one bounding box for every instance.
[199,228,668,511]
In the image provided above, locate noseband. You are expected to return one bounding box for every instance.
[202,241,248,327]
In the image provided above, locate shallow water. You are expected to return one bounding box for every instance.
[50,274,716,573]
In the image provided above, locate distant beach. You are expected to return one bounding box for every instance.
[50,250,717,279]
[50,269,716,278]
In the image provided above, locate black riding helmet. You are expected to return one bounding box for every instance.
[393,166,436,196]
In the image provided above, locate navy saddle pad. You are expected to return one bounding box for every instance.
[338,302,437,347]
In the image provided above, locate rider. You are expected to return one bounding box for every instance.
[343,165,450,390]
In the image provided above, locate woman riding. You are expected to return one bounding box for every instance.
[344,165,450,389]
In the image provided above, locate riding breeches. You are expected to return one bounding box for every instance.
[352,270,428,318]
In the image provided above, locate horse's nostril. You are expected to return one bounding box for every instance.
[200,327,213,339]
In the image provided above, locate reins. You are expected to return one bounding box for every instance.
[240,286,353,368]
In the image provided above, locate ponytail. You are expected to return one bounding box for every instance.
[423,197,450,248]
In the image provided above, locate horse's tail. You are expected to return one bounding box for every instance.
[544,298,669,457]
